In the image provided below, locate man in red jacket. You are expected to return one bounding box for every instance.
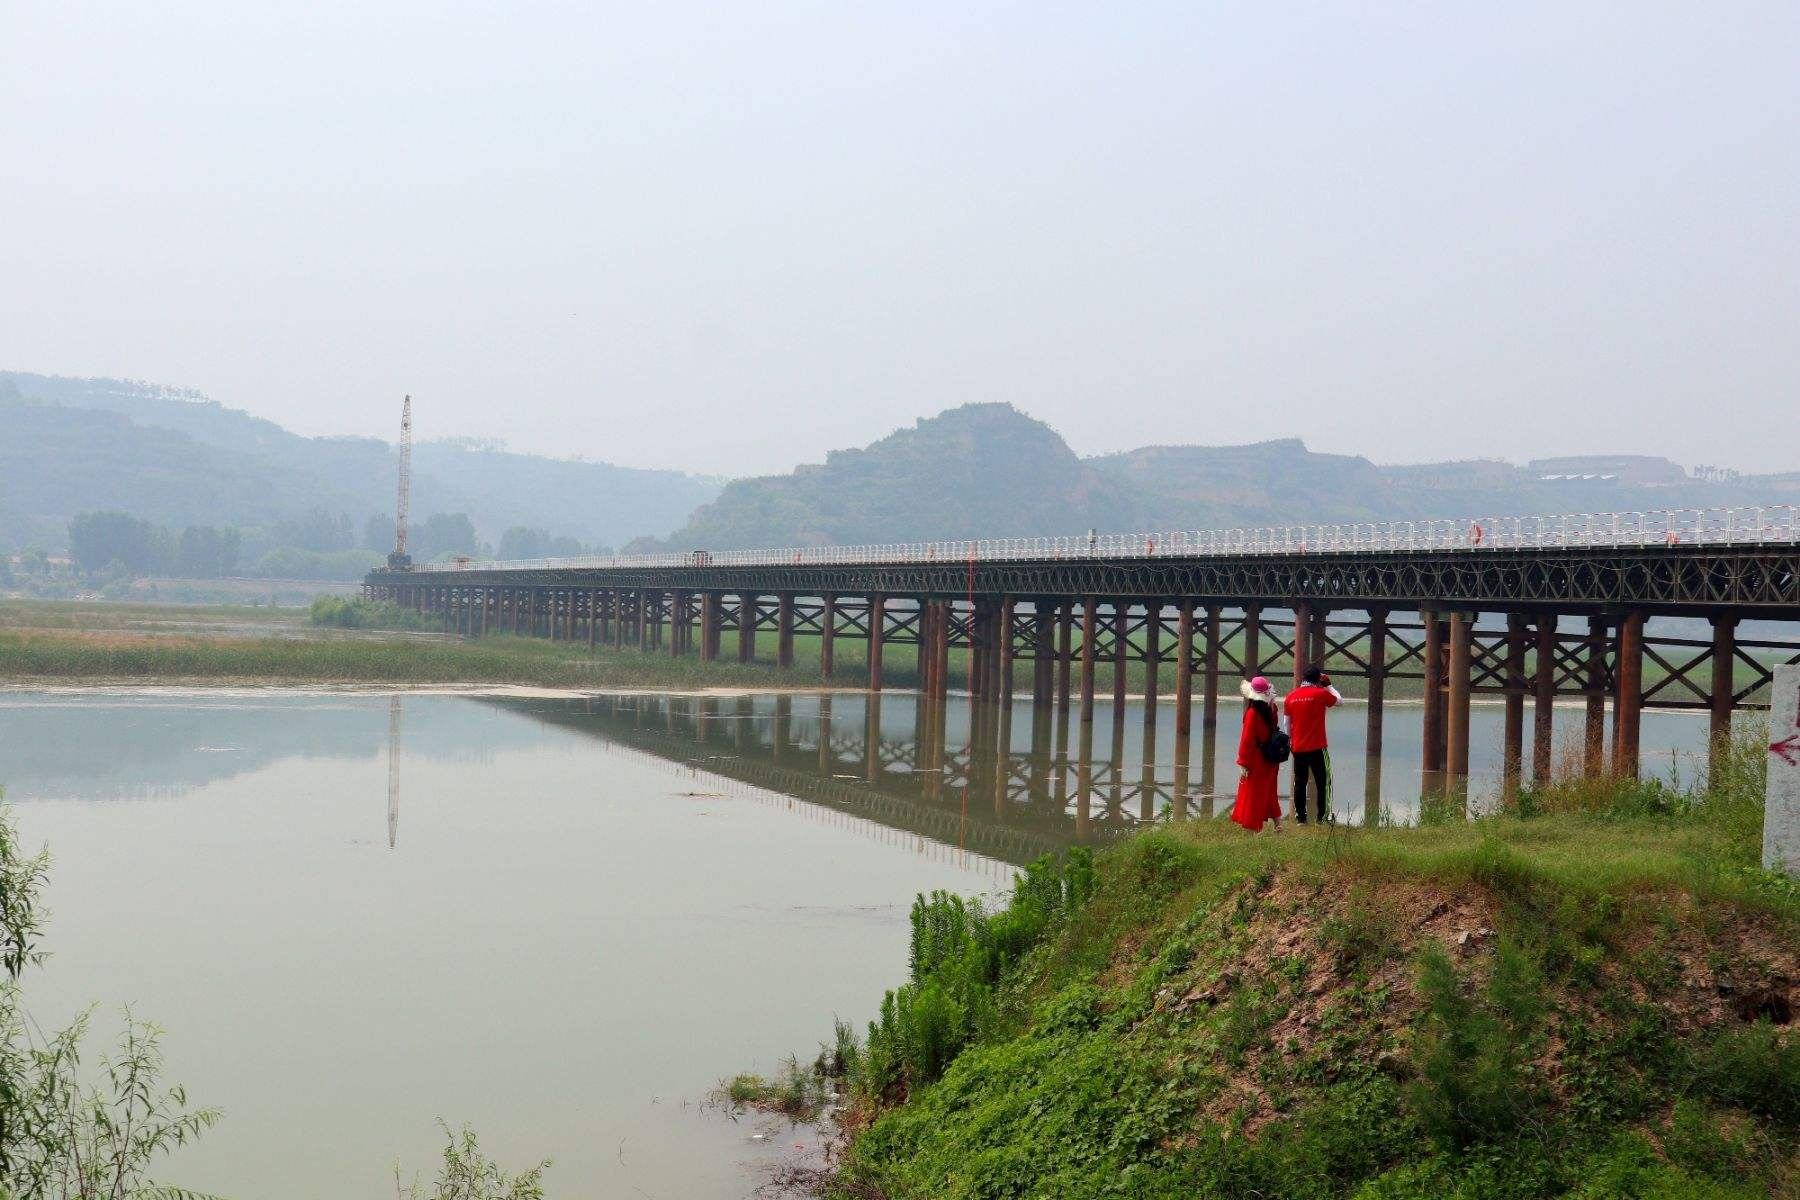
[1282,664,1341,823]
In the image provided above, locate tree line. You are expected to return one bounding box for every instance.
[36,508,613,583]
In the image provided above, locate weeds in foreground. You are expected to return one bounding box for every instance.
[394,1123,549,1200]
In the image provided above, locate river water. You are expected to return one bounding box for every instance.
[0,687,1713,1196]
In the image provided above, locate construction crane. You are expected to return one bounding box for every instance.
[387,394,413,570]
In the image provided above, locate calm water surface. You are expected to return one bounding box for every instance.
[0,687,1713,1196]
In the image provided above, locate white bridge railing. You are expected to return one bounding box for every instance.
[406,505,1799,574]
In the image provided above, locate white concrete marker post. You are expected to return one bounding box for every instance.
[1765,664,1800,875]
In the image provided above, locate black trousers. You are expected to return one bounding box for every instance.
[1292,748,1332,822]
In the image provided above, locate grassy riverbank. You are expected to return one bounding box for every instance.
[805,735,1799,1198]
[0,599,1785,703]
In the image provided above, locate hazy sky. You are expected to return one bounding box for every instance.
[3,3,1795,477]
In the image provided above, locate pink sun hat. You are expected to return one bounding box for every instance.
[1239,675,1278,701]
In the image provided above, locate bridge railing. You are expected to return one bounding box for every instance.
[406,505,1798,573]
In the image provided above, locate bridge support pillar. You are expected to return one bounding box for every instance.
[1613,611,1644,778]
[1032,604,1053,706]
[1292,603,1313,685]
[868,594,885,692]
[1079,599,1097,727]
[1533,617,1555,782]
[1142,604,1161,733]
[914,599,931,686]
[1175,600,1194,737]
[1584,616,1609,774]
[1446,611,1473,779]
[1112,603,1129,726]
[1503,613,1527,797]
[1202,604,1221,731]
[738,593,757,663]
[777,593,795,668]
[1000,596,1016,706]
[1422,610,1446,775]
[700,593,717,662]
[1365,608,1388,762]
[637,589,649,652]
[820,594,836,679]
[1243,604,1263,680]
[1710,615,1738,772]
[1056,601,1073,713]
[938,600,954,702]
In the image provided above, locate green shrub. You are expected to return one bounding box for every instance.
[1408,938,1547,1151]
[308,594,445,631]
[1689,1020,1800,1125]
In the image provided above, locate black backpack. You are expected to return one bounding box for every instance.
[1254,704,1291,764]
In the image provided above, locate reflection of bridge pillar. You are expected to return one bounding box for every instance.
[1079,599,1097,727]
[1445,611,1473,780]
[738,592,756,663]
[864,693,882,781]
[1709,615,1738,773]
[1140,706,1158,824]
[1056,601,1073,713]
[817,696,833,771]
[773,695,791,761]
[820,594,836,680]
[776,593,795,668]
[1584,616,1609,774]
[1533,616,1556,782]
[1503,613,1527,797]
[1076,713,1093,838]
[1613,610,1644,778]
[1200,720,1217,813]
[1171,726,1190,822]
[993,692,1012,819]
[1421,610,1445,775]
[868,594,885,692]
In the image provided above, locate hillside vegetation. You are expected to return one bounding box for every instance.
[812,735,1799,1198]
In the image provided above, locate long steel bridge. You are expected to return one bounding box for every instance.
[367,506,1800,795]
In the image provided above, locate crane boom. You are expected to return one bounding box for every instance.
[388,394,413,570]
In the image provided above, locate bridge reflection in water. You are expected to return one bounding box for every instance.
[480,690,1709,867]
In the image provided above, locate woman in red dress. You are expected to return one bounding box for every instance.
[1231,676,1284,833]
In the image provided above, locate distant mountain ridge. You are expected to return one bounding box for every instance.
[640,403,1798,552]
[3,374,1793,561]
[0,371,723,553]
